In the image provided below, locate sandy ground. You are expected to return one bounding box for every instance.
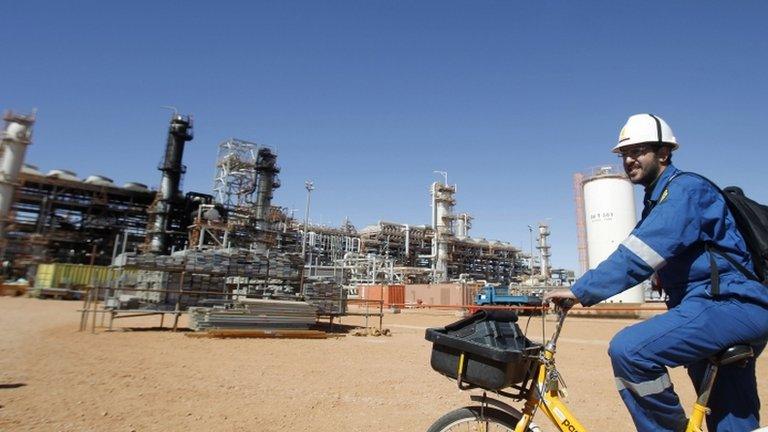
[0,297,765,431]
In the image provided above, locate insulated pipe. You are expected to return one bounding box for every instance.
[375,220,411,258]
[111,233,120,263]
[121,230,128,256]
[0,111,35,250]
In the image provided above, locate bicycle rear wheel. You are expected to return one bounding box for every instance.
[426,406,532,432]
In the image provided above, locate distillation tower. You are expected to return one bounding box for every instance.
[212,139,283,248]
[253,147,280,230]
[430,181,456,282]
[455,213,472,239]
[147,113,193,254]
[0,111,35,258]
[537,222,551,280]
[213,139,258,208]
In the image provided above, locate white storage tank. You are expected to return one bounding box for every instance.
[498,241,516,251]
[47,169,79,181]
[123,182,149,192]
[21,164,43,176]
[582,166,644,303]
[84,174,115,187]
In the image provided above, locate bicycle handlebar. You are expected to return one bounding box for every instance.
[545,300,573,351]
[554,298,577,311]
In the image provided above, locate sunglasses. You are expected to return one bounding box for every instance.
[618,145,654,160]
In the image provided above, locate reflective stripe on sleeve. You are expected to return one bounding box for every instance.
[615,374,673,397]
[621,234,666,270]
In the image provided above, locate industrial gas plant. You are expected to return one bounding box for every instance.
[0,108,646,331]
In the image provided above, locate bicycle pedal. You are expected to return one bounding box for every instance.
[558,388,569,398]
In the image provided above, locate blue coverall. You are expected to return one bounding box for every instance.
[571,164,768,432]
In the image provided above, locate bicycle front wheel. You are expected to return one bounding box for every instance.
[426,406,532,432]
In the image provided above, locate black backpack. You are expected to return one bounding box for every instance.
[666,172,768,294]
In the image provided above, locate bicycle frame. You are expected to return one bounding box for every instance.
[512,308,588,432]
[429,305,756,432]
[509,308,709,432]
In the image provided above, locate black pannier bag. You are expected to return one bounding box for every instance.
[425,310,541,391]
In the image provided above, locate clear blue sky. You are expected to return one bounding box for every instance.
[3,1,767,273]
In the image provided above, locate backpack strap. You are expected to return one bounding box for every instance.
[663,171,760,295]
[708,243,760,283]
[705,243,721,296]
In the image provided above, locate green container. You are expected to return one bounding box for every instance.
[34,263,127,289]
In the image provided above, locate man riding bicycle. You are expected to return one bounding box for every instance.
[545,113,768,432]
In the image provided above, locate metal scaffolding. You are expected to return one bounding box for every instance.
[213,138,259,208]
[5,172,154,271]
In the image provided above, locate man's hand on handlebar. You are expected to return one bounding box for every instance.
[543,288,580,310]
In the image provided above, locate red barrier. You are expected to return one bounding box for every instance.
[368,302,669,312]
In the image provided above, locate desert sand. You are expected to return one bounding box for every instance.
[0,297,765,431]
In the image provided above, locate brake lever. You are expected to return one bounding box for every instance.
[555,298,576,313]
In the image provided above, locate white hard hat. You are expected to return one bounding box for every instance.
[613,113,679,153]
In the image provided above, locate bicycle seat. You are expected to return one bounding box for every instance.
[710,344,754,366]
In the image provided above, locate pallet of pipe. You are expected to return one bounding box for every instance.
[185,329,327,339]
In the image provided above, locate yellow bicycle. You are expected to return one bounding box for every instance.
[425,303,755,432]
